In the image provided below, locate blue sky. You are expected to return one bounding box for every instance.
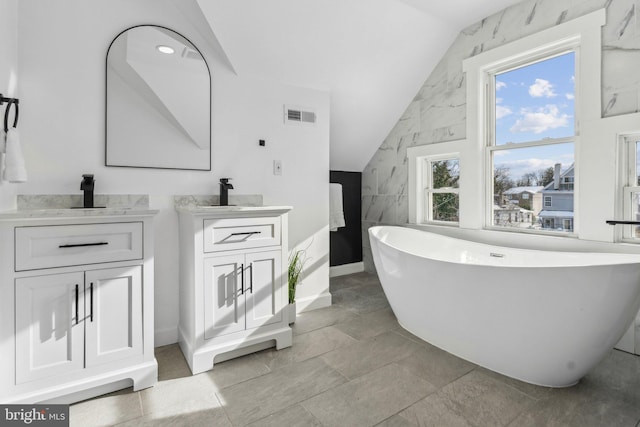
[493,52,575,182]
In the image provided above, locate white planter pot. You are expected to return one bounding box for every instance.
[288,302,297,324]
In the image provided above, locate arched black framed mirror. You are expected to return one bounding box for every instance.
[106,25,211,170]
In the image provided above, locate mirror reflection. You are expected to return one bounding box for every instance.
[106,25,211,170]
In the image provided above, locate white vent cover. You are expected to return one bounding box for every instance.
[284,105,317,125]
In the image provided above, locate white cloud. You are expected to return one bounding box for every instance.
[496,105,513,119]
[565,93,574,100]
[495,158,571,181]
[510,105,570,134]
[496,81,507,91]
[528,79,557,98]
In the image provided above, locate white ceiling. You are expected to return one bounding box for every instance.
[195,0,523,171]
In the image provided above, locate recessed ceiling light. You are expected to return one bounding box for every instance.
[156,45,175,54]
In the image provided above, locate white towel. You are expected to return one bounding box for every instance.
[4,128,27,183]
[329,183,346,231]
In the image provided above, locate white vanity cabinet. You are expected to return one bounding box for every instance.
[0,210,157,404]
[178,206,292,374]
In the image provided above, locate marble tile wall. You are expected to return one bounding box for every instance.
[362,0,640,271]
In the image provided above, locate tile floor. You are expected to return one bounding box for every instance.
[71,271,640,426]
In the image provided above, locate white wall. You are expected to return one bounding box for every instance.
[0,0,19,211]
[16,0,330,345]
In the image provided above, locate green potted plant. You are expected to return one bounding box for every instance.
[288,249,306,324]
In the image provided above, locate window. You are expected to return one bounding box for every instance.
[488,51,576,233]
[422,156,459,224]
[522,193,530,200]
[622,135,640,240]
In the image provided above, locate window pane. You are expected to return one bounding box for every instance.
[433,193,459,222]
[492,142,574,232]
[636,142,640,185]
[432,160,459,189]
[495,52,575,145]
[631,192,640,238]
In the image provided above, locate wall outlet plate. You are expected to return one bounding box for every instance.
[274,160,282,175]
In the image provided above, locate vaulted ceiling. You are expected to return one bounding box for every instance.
[195,0,523,171]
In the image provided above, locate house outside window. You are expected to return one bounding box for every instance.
[544,196,552,208]
[488,51,576,233]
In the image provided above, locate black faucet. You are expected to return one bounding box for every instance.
[219,178,233,206]
[80,174,95,208]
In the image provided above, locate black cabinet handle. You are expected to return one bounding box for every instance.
[249,264,253,294]
[75,284,79,325]
[240,264,244,295]
[606,220,640,225]
[229,231,261,237]
[59,242,109,248]
[89,282,94,322]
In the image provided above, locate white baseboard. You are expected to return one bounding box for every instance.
[296,292,332,313]
[330,261,364,277]
[155,327,179,347]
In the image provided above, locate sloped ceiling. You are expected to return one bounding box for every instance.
[195,0,522,171]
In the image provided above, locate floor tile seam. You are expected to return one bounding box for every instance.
[241,372,349,426]
[390,351,460,391]
[430,391,487,427]
[440,370,539,427]
[211,389,236,427]
[292,313,363,336]
[374,413,409,427]
[136,391,144,417]
[250,402,326,427]
[226,355,350,401]
[388,328,428,347]
[470,366,545,403]
[209,359,275,391]
[321,332,428,381]
[297,403,326,427]
[307,362,440,426]
[387,382,440,423]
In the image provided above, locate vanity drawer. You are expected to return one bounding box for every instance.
[203,217,281,252]
[15,222,143,271]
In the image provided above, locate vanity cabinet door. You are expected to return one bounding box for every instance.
[15,272,85,384]
[85,266,143,367]
[245,250,283,329]
[204,255,246,339]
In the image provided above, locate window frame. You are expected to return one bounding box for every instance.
[421,154,460,225]
[484,48,579,235]
[620,134,640,242]
[407,10,603,236]
[407,141,465,227]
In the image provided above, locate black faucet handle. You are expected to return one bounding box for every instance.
[81,174,95,190]
[220,178,231,183]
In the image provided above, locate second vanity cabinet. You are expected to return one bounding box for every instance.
[0,210,157,404]
[177,206,292,374]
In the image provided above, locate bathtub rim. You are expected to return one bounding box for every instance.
[369,225,640,268]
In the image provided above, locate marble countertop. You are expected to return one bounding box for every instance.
[176,205,292,216]
[0,207,159,220]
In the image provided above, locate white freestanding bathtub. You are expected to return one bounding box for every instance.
[369,225,640,387]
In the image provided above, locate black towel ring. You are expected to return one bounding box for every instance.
[4,99,19,133]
